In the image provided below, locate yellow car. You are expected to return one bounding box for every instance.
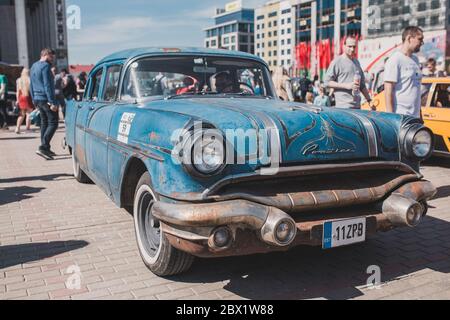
[363,77,450,157]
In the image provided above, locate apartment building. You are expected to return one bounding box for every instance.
[254,0,296,70]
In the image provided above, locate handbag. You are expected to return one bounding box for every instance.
[30,109,41,127]
[13,103,20,117]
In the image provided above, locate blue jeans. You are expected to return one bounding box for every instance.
[36,101,58,151]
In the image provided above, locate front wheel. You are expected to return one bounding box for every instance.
[133,172,194,276]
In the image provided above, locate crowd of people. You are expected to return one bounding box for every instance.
[0,25,447,161]
[0,58,87,135]
[0,48,88,160]
[273,26,447,120]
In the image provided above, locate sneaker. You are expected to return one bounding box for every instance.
[48,150,57,157]
[36,149,54,160]
[15,128,20,134]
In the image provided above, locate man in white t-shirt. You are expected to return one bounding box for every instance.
[384,26,424,118]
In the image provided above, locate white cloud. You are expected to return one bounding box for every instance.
[67,0,270,64]
[69,16,155,46]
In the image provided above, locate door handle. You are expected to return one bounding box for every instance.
[77,104,82,109]
[89,106,95,111]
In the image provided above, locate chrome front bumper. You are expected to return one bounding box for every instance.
[151,180,436,258]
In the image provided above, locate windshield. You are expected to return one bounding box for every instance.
[121,55,274,100]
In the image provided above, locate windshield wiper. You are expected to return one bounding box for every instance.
[224,92,274,99]
[165,92,274,100]
[165,92,224,100]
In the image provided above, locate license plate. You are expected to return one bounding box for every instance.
[323,218,366,249]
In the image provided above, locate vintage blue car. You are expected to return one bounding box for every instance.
[65,47,437,276]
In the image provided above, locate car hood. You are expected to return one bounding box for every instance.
[143,97,401,165]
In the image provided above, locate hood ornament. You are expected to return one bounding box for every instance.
[290,105,323,114]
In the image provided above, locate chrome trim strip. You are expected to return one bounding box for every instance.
[310,192,318,205]
[347,112,379,158]
[253,111,282,165]
[76,124,164,161]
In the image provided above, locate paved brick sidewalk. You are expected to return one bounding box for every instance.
[1,125,450,300]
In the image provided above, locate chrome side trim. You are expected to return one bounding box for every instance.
[76,124,164,162]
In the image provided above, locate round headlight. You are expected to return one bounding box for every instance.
[182,128,226,177]
[412,129,432,158]
[403,124,434,160]
[192,133,225,174]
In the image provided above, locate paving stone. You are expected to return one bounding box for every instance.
[1,127,450,300]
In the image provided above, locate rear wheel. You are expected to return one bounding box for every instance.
[133,172,194,276]
[72,152,92,183]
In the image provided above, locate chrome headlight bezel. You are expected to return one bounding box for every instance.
[403,124,434,161]
[181,128,226,178]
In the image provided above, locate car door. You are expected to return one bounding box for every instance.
[75,66,104,172]
[85,63,123,196]
[422,82,450,155]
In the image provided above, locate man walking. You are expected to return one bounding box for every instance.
[325,36,373,109]
[384,27,424,118]
[30,48,58,160]
[0,72,8,129]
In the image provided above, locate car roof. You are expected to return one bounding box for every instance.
[422,77,450,84]
[97,47,266,66]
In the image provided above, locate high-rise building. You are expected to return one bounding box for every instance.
[254,0,296,70]
[0,0,68,69]
[295,0,361,44]
[359,0,449,73]
[293,0,362,76]
[362,0,447,39]
[204,1,255,53]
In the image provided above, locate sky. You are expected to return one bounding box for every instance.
[67,0,268,65]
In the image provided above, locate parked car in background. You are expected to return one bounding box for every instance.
[0,62,23,122]
[65,48,436,276]
[363,77,450,157]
